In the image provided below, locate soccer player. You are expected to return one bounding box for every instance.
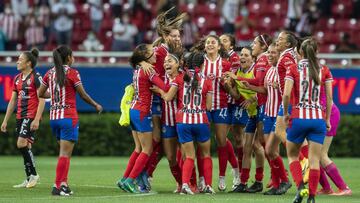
[117,44,167,193]
[1,48,44,188]
[37,45,103,196]
[284,38,333,203]
[220,33,241,188]
[154,52,215,195]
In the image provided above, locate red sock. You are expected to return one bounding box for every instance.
[55,156,68,188]
[170,164,182,184]
[240,168,250,184]
[309,169,320,197]
[123,151,140,178]
[226,140,238,169]
[62,158,70,184]
[146,141,163,176]
[129,152,150,179]
[182,158,194,185]
[236,147,243,173]
[196,148,204,177]
[289,161,303,188]
[274,156,289,182]
[299,152,305,161]
[255,167,264,182]
[217,146,228,176]
[300,145,309,159]
[270,159,280,189]
[203,157,213,186]
[176,148,183,168]
[190,166,197,185]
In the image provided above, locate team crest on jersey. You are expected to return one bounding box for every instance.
[207,73,215,80]
[15,79,19,85]
[27,78,32,85]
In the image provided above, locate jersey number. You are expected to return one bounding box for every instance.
[184,86,201,106]
[54,86,60,103]
[301,80,319,102]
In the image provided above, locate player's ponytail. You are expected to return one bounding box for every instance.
[183,52,204,91]
[23,48,39,69]
[301,38,320,85]
[53,45,72,87]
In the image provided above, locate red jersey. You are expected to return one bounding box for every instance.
[202,55,231,110]
[42,66,81,121]
[171,73,213,124]
[264,66,281,117]
[285,59,333,119]
[131,66,165,119]
[13,71,42,119]
[153,43,168,80]
[237,53,270,106]
[162,74,178,126]
[227,50,241,104]
[277,48,297,95]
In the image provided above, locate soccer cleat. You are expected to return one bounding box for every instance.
[51,186,70,196]
[117,178,127,192]
[26,175,40,188]
[231,168,240,189]
[230,183,247,193]
[330,188,352,196]
[307,195,315,203]
[218,176,226,191]
[204,185,216,194]
[263,187,282,195]
[180,183,194,195]
[13,180,28,188]
[293,183,308,203]
[60,185,74,195]
[246,181,263,193]
[317,188,334,195]
[198,176,206,193]
[140,171,151,191]
[123,179,139,194]
[300,158,309,184]
[136,175,148,193]
[278,181,292,194]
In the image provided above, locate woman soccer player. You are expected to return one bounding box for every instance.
[38,45,103,196]
[284,38,333,203]
[153,52,215,194]
[1,48,44,188]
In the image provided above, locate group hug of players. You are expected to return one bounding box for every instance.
[0,8,351,202]
[117,9,352,203]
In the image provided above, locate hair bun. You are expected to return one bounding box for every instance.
[30,48,39,59]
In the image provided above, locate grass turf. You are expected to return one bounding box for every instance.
[0,156,358,203]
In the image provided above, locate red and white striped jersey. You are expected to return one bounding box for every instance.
[277,48,297,95]
[162,74,178,126]
[0,13,19,41]
[171,73,213,124]
[153,43,169,80]
[202,55,231,110]
[285,59,333,119]
[42,66,82,122]
[227,50,241,104]
[264,66,281,117]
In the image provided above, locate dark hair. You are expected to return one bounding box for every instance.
[301,38,320,85]
[23,48,39,69]
[167,42,184,65]
[194,35,228,58]
[257,34,272,51]
[241,46,253,55]
[183,52,204,91]
[283,31,298,49]
[53,45,72,87]
[129,44,152,68]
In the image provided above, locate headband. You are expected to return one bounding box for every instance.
[260,35,269,48]
[168,53,179,63]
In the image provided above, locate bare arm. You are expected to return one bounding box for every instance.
[325,81,333,131]
[206,93,213,111]
[30,91,46,131]
[157,86,178,102]
[282,79,293,123]
[76,84,103,113]
[38,84,50,98]
[1,92,17,132]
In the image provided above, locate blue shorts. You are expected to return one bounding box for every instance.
[263,115,276,135]
[228,104,249,125]
[207,108,231,124]
[151,95,162,116]
[278,104,292,116]
[245,105,265,133]
[130,109,152,133]
[176,123,211,144]
[50,118,79,142]
[287,118,326,144]
[162,125,178,139]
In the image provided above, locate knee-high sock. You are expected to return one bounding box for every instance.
[170,164,182,184]
[129,153,150,179]
[19,147,37,176]
[182,158,194,185]
[145,140,162,177]
[324,162,348,190]
[176,148,183,169]
[123,151,140,178]
[289,161,303,188]
[240,168,250,184]
[255,167,264,182]
[319,167,331,190]
[274,156,288,182]
[217,146,228,176]
[269,159,280,189]
[55,156,69,188]
[226,140,238,169]
[309,169,320,197]
[190,166,197,185]
[62,158,70,184]
[196,148,204,177]
[236,147,243,173]
[203,157,213,186]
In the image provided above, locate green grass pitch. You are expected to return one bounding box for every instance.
[0,156,358,203]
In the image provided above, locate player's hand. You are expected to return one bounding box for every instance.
[30,119,40,131]
[150,86,160,94]
[283,114,290,126]
[326,119,331,132]
[140,61,155,76]
[225,72,237,80]
[241,81,251,89]
[240,99,253,109]
[1,122,7,133]
[95,104,103,114]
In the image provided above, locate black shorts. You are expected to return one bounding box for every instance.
[16,118,35,144]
